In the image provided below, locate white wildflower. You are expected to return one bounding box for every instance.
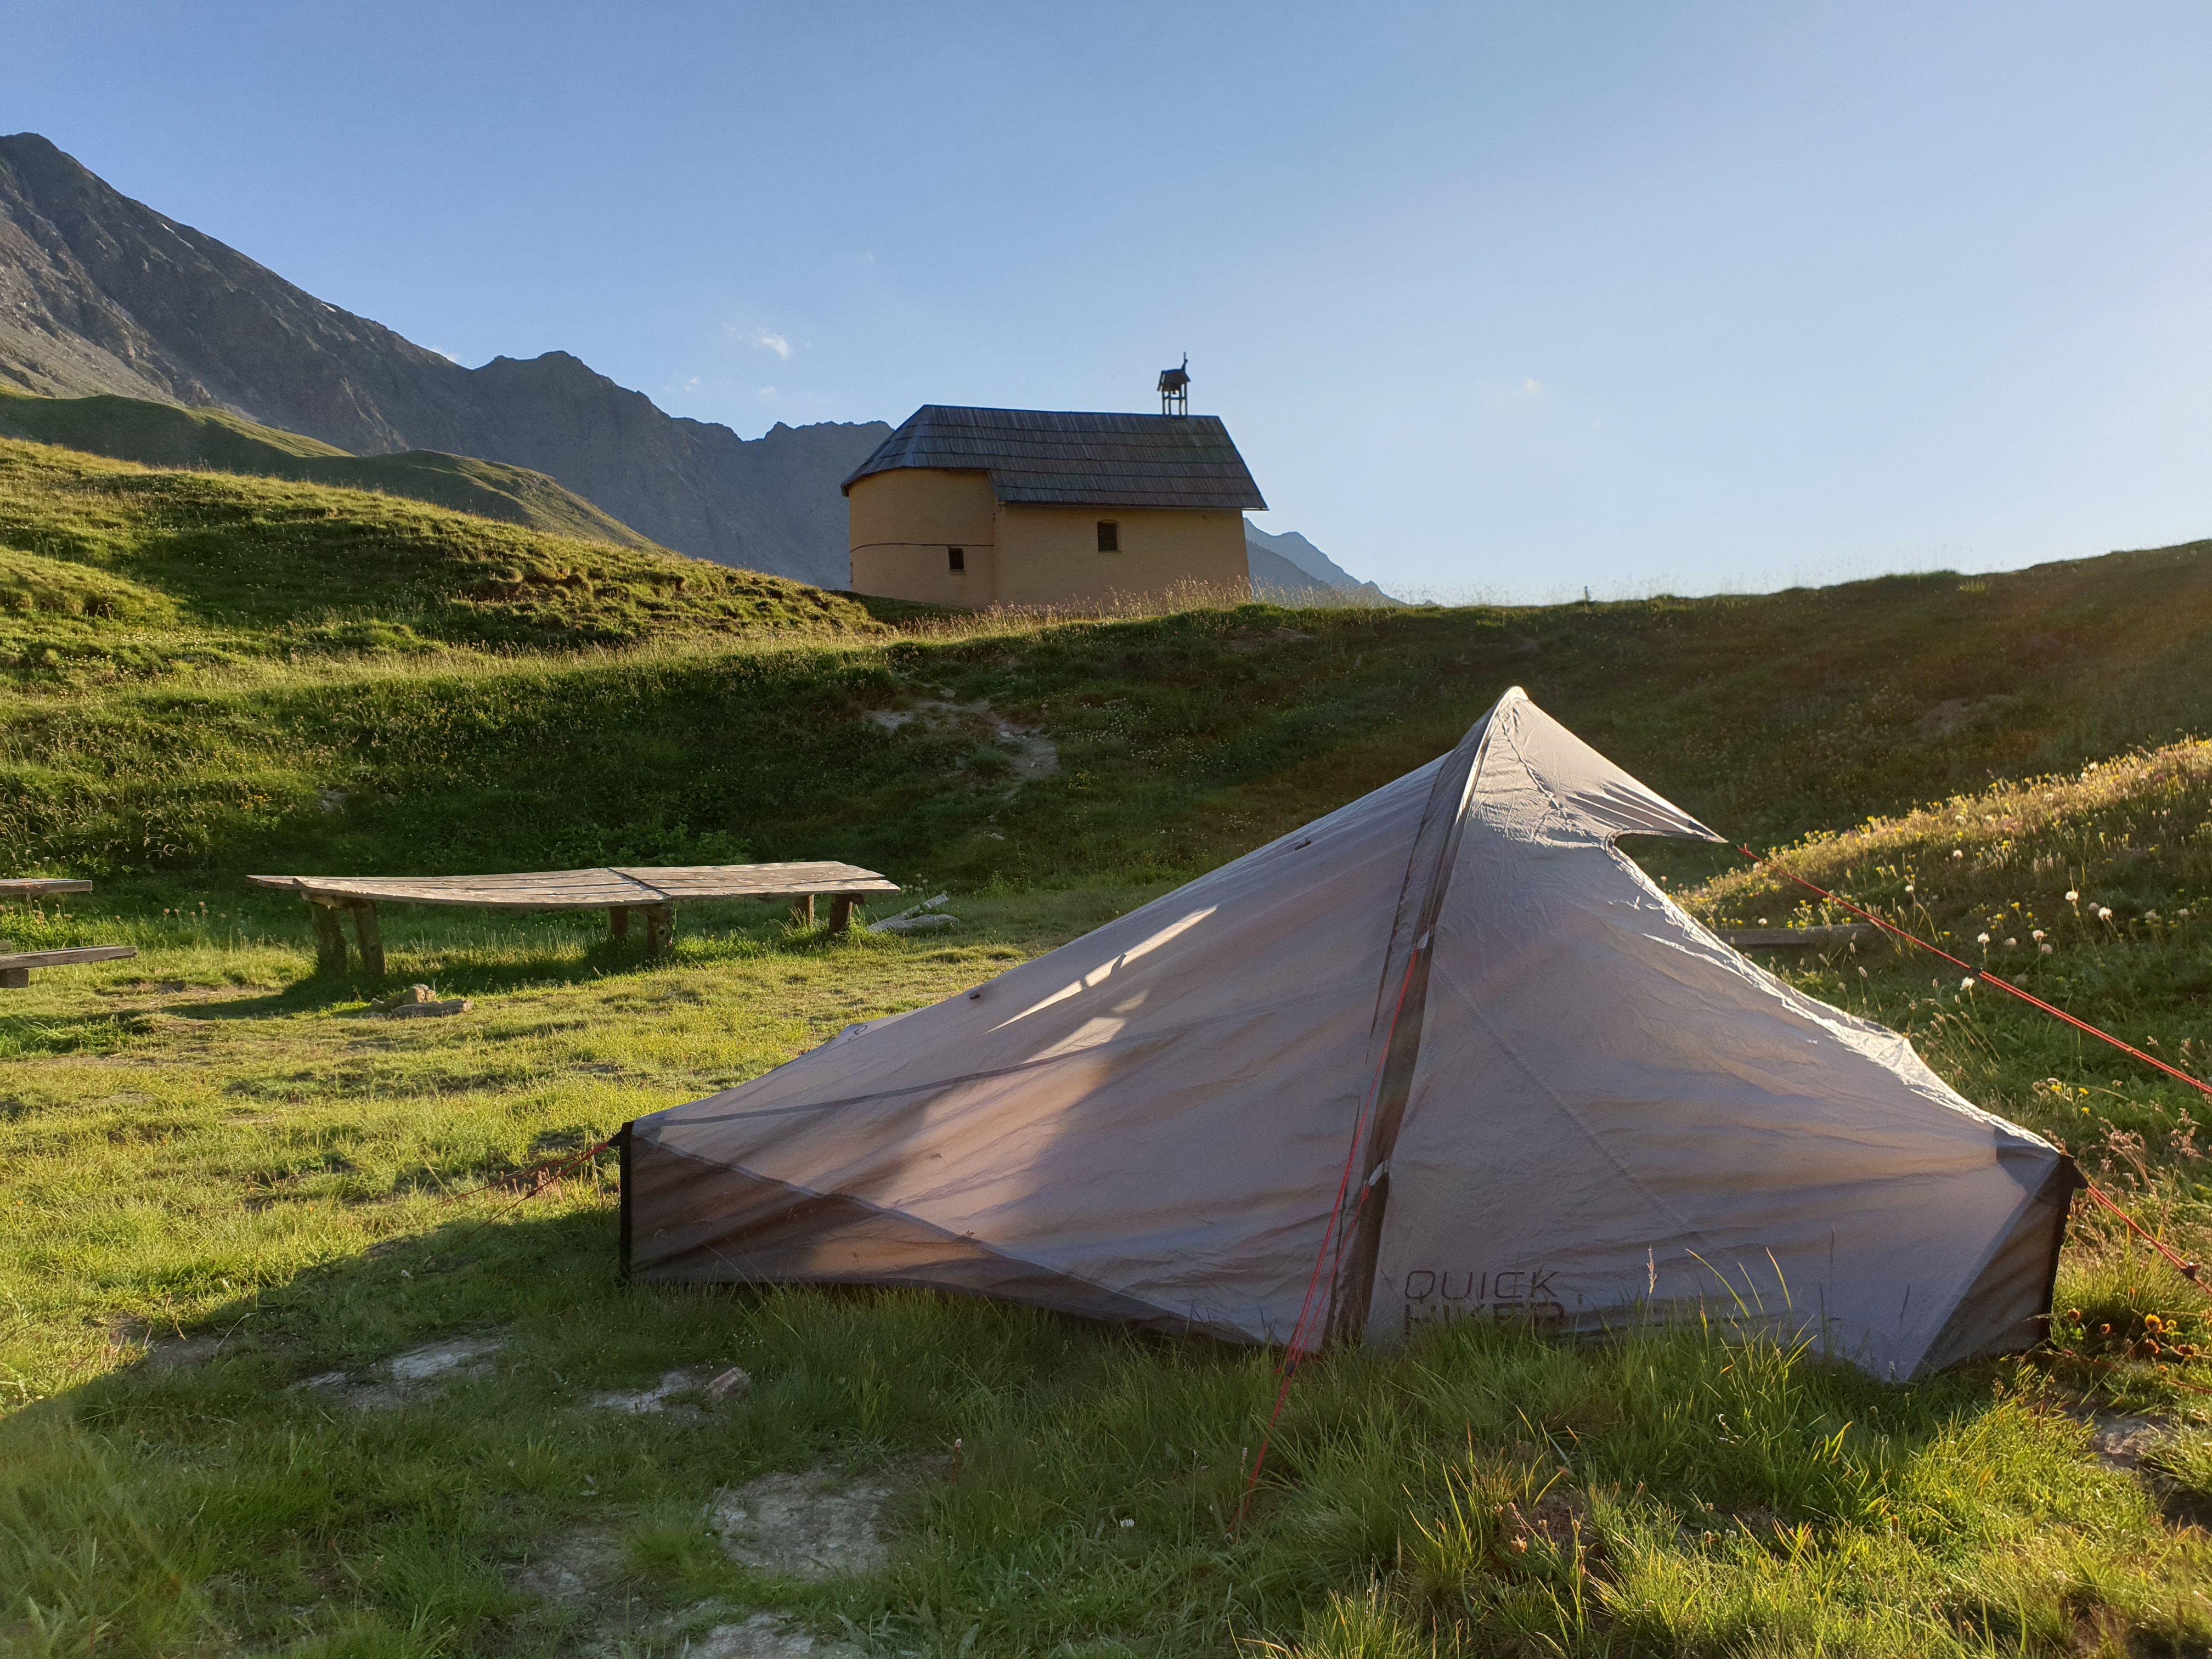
[2097,906,2114,922]
[1950,849,1965,861]
[1961,977,1976,991]
[1857,966,1869,978]
[1977,933,1991,946]
[2040,943,2053,955]
[2065,890,2080,904]
[2004,937,2017,948]
[2031,929,2045,941]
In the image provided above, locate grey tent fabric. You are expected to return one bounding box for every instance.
[623,689,2073,1379]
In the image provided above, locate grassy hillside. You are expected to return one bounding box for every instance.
[0,385,661,548]
[2,727,2209,1657]
[5,437,2212,1654]
[3,505,2211,887]
[0,436,880,691]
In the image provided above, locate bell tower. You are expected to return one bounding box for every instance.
[1157,354,1189,417]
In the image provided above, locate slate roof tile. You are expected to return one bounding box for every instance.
[842,406,1267,511]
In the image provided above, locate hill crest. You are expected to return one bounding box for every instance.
[0,133,889,587]
[0,386,661,549]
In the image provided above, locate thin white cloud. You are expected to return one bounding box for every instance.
[725,324,793,360]
[758,386,778,398]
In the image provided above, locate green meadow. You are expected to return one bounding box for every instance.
[3,437,2211,1656]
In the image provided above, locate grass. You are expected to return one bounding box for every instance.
[0,387,659,550]
[0,436,881,690]
[2,814,2209,1656]
[3,444,2212,1654]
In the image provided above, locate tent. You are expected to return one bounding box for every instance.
[620,689,2074,1379]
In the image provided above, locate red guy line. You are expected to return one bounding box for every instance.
[1738,846,2209,1302]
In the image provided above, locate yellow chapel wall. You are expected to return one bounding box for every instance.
[847,469,999,605]
[992,504,1250,608]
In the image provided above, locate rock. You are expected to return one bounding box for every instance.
[689,1612,857,1657]
[706,1365,752,1403]
[383,998,472,1018]
[873,913,958,935]
[2086,1412,2167,1470]
[590,1367,713,1417]
[299,1334,504,1410]
[513,1527,624,1604]
[707,1466,894,1579]
[390,1335,502,1383]
[374,985,472,1017]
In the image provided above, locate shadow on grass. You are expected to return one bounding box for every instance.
[130,914,906,1022]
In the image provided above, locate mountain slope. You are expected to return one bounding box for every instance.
[0,387,661,549]
[1245,520,1396,602]
[0,133,887,586]
[1245,541,1340,599]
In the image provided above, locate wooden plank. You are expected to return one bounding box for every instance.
[614,864,900,899]
[245,863,900,911]
[348,901,386,978]
[1719,924,1879,950]
[0,945,137,970]
[0,879,94,901]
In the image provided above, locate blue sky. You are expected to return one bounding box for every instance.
[9,2,2212,599]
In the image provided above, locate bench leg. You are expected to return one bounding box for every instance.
[348,901,385,979]
[309,902,350,973]
[644,903,674,957]
[0,967,27,989]
[830,895,856,936]
[610,906,631,943]
[789,894,816,930]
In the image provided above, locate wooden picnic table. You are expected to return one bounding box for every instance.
[246,863,900,976]
[0,879,94,901]
[0,878,137,987]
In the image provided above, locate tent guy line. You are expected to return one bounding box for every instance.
[1738,845,2209,1301]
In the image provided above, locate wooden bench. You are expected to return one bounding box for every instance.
[0,879,138,987]
[246,863,901,977]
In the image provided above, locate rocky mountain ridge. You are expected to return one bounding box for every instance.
[0,132,884,586]
[1244,521,1397,603]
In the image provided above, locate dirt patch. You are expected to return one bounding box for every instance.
[515,1526,626,1603]
[707,1466,895,1579]
[864,697,1058,780]
[106,1320,223,1372]
[1912,695,2016,741]
[292,1333,504,1410]
[2085,1412,2166,1470]
[148,1334,224,1369]
[686,1612,860,1658]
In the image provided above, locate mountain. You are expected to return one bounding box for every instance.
[1244,520,1398,603]
[0,386,662,549]
[0,132,888,588]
